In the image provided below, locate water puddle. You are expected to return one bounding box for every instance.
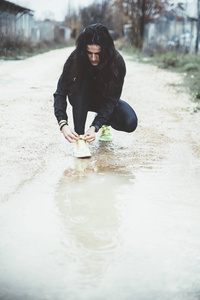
[0,153,200,300]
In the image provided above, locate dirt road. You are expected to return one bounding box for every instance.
[0,47,200,300]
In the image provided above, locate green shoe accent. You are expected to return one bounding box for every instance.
[73,136,91,158]
[99,125,113,141]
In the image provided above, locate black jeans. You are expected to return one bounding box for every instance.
[68,79,138,135]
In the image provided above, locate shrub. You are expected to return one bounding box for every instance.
[0,34,70,59]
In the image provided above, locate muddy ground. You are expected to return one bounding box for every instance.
[0,47,200,300]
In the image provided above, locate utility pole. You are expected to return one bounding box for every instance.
[196,0,200,53]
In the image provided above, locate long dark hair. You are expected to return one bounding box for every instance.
[69,23,119,97]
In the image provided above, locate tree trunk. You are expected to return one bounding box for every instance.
[196,0,200,54]
[139,0,146,49]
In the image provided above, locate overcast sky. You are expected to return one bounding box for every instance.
[13,0,94,21]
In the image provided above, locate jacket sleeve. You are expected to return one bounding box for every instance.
[53,52,74,123]
[91,53,126,131]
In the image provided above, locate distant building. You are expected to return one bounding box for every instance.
[143,0,199,53]
[32,20,71,43]
[0,0,34,39]
[0,0,71,45]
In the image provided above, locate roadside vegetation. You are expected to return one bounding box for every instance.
[115,38,200,105]
[0,37,74,60]
[145,52,200,104]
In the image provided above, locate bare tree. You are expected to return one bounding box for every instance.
[64,2,81,38]
[111,0,167,48]
[80,0,113,30]
[111,0,128,37]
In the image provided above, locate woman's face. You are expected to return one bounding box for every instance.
[86,44,101,66]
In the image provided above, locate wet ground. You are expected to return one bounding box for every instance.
[0,47,200,300]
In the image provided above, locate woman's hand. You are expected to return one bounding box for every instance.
[83,126,96,143]
[61,125,79,143]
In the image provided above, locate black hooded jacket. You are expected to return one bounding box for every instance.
[53,50,126,131]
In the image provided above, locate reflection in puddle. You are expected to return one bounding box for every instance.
[55,170,134,286]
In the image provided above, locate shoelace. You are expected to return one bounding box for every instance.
[75,137,87,150]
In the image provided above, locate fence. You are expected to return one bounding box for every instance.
[32,21,71,43]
